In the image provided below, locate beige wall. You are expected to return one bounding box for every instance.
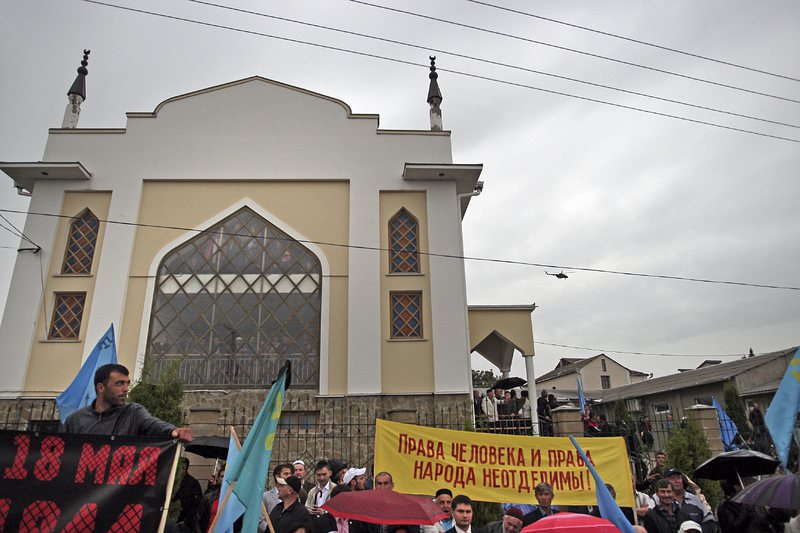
[120,180,350,393]
[539,357,635,392]
[25,191,112,394]
[468,308,535,355]
[379,191,434,393]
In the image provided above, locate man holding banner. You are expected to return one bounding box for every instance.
[64,363,192,441]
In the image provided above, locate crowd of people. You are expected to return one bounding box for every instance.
[472,387,533,434]
[64,363,797,533]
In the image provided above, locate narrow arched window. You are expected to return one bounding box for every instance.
[146,207,322,389]
[61,209,99,274]
[389,209,419,273]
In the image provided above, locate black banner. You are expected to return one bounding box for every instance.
[0,430,178,532]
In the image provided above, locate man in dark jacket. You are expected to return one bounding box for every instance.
[644,479,707,533]
[267,476,311,533]
[63,363,192,441]
[521,483,559,526]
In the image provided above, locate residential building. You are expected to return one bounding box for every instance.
[536,353,649,392]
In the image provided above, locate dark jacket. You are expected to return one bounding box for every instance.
[63,402,176,436]
[268,499,311,533]
[644,501,707,533]
[521,508,558,527]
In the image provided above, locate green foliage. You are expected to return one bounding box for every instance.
[128,360,184,426]
[471,500,502,527]
[472,369,500,389]
[723,380,750,441]
[664,418,723,510]
[613,399,634,427]
[128,360,186,519]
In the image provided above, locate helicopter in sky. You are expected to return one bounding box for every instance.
[545,270,573,279]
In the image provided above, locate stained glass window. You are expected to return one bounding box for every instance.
[147,207,322,388]
[61,210,100,275]
[390,292,422,338]
[389,209,419,273]
[48,293,86,340]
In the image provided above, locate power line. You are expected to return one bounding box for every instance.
[3,208,798,291]
[0,213,38,247]
[467,0,800,83]
[534,341,747,358]
[348,0,800,105]
[76,0,800,144]
[187,0,800,130]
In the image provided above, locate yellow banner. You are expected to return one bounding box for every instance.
[374,419,634,507]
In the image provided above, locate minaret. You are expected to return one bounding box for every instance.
[61,50,90,128]
[427,56,443,131]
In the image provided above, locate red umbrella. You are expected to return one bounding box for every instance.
[521,513,620,532]
[321,489,446,525]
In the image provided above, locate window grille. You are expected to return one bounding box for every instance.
[390,292,422,338]
[48,292,86,339]
[389,209,420,273]
[147,207,322,388]
[61,210,100,274]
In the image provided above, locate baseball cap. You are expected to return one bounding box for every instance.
[342,467,366,485]
[277,475,302,494]
[678,520,702,532]
[664,468,683,477]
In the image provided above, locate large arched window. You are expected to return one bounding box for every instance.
[61,209,100,274]
[147,207,321,389]
[389,209,420,273]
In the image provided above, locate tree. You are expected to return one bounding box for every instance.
[128,360,186,519]
[472,369,500,389]
[128,360,184,426]
[723,379,750,441]
[613,399,635,427]
[664,418,722,510]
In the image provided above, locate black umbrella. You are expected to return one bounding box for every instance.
[184,435,230,459]
[732,474,800,510]
[693,449,780,481]
[492,377,527,390]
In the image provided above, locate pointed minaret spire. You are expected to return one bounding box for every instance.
[427,56,443,131]
[62,49,90,128]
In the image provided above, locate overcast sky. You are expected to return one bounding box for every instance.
[1,0,798,381]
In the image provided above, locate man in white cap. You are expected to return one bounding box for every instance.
[293,459,314,494]
[342,467,367,491]
[678,521,702,533]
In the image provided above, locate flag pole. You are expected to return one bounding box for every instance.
[209,482,237,532]
[157,441,184,533]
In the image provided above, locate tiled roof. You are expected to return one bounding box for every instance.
[595,347,797,404]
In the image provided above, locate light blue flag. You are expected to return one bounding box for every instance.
[227,361,289,533]
[712,397,738,451]
[765,347,800,471]
[212,434,246,533]
[55,324,117,424]
[569,436,635,533]
[577,376,587,414]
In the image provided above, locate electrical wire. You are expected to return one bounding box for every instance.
[467,0,800,83]
[3,208,798,291]
[348,0,800,105]
[186,0,800,130]
[0,213,38,247]
[534,341,747,358]
[76,0,800,144]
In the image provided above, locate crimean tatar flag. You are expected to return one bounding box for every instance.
[569,436,635,533]
[765,347,800,470]
[227,361,290,532]
[56,324,118,424]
